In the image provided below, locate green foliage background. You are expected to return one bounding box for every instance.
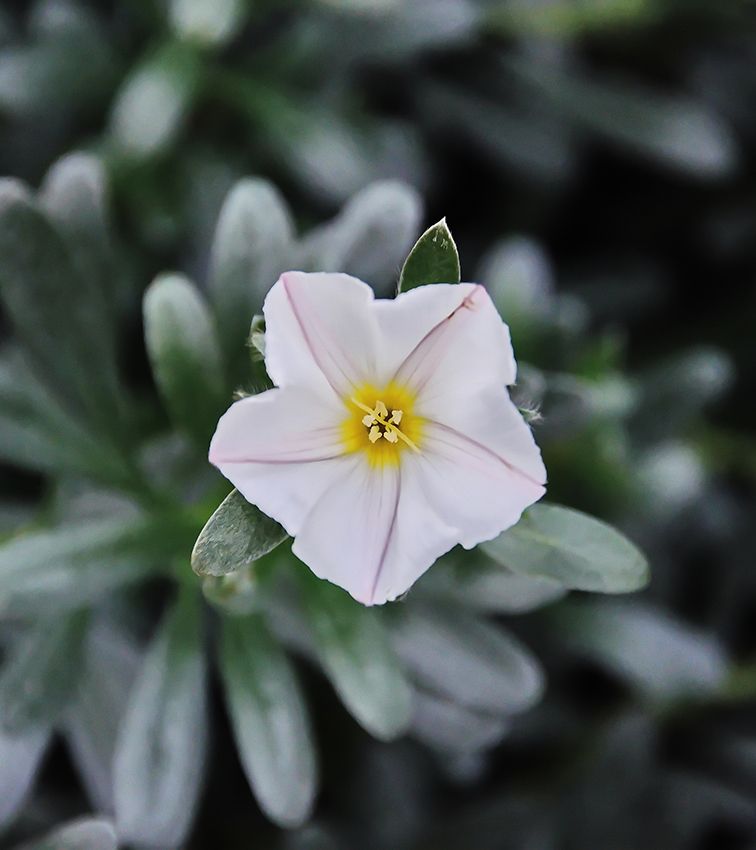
[1,1,755,849]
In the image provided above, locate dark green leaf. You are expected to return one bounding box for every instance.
[219,613,317,827]
[114,589,207,848]
[18,818,117,850]
[0,612,88,733]
[0,180,122,430]
[192,489,287,577]
[482,503,650,593]
[143,272,227,447]
[398,217,461,292]
[208,178,294,383]
[0,726,50,828]
[391,604,543,715]
[302,575,412,741]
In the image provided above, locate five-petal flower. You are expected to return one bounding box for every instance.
[209,271,546,605]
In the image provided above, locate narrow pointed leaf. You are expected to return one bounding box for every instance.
[144,272,227,447]
[114,589,207,848]
[192,489,287,577]
[482,503,649,593]
[219,613,317,827]
[398,217,460,292]
[0,612,88,733]
[0,726,50,828]
[391,604,543,715]
[301,576,412,740]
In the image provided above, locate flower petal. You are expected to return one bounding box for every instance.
[209,387,349,535]
[417,390,546,548]
[293,457,459,606]
[375,283,516,401]
[263,271,379,400]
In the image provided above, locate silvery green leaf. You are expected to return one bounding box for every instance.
[398,218,460,292]
[302,575,412,741]
[307,180,422,294]
[0,15,112,119]
[109,42,200,159]
[417,80,575,184]
[391,604,543,715]
[630,347,733,444]
[505,55,739,178]
[0,351,135,489]
[143,272,227,447]
[39,152,117,313]
[556,600,728,700]
[192,489,287,577]
[64,620,141,813]
[0,180,122,430]
[634,443,706,520]
[219,613,317,827]
[476,236,555,321]
[114,589,207,848]
[17,817,117,850]
[482,503,649,593]
[208,178,294,381]
[411,689,510,755]
[0,612,88,733]
[422,553,565,614]
[0,726,50,828]
[169,0,247,46]
[0,515,185,616]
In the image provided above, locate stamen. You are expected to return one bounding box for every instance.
[383,430,398,444]
[390,410,403,425]
[362,413,376,427]
[350,397,420,453]
[375,400,389,419]
[368,425,382,443]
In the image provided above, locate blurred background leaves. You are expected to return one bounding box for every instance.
[0,0,755,848]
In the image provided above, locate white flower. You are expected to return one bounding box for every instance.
[209,272,546,605]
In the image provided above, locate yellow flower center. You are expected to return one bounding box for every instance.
[341,382,423,467]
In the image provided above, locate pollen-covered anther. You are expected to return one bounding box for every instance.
[350,396,421,453]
